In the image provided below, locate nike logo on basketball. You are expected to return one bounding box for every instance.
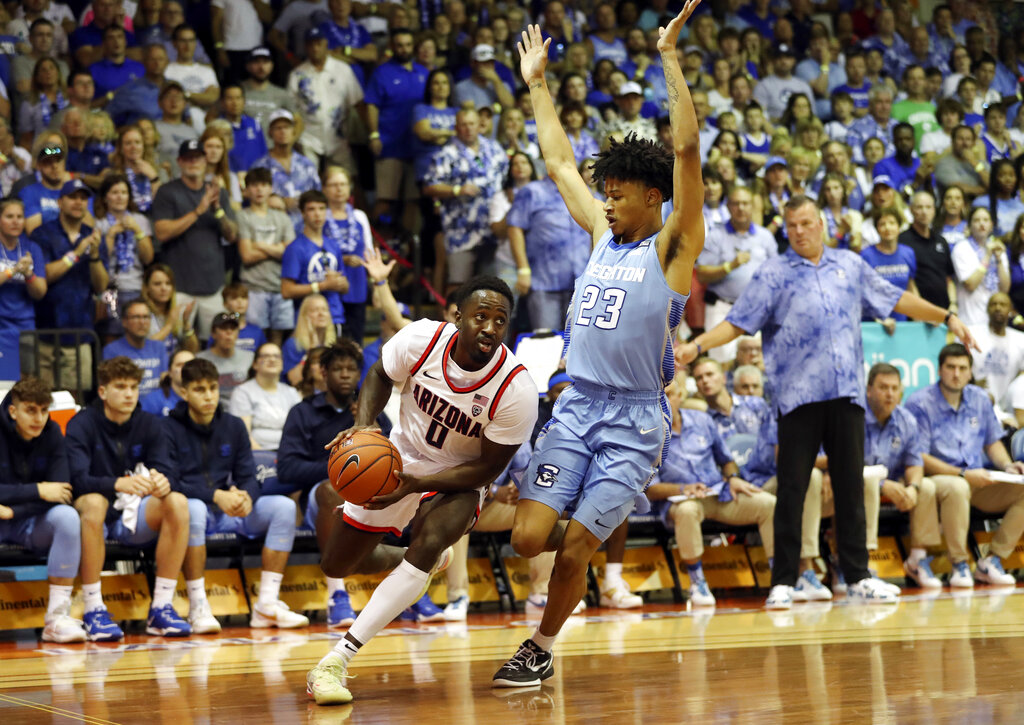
[640,426,659,434]
[340,454,360,476]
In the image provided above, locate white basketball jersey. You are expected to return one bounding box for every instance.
[381,320,539,477]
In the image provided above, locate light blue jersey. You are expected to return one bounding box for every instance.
[563,230,688,393]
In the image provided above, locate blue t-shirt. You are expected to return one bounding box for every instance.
[30,220,109,332]
[364,59,429,160]
[66,144,110,177]
[281,336,305,381]
[227,115,268,173]
[280,233,346,324]
[0,237,45,327]
[319,18,373,51]
[411,103,457,181]
[323,208,368,305]
[89,58,145,99]
[19,182,62,227]
[70,23,138,53]
[102,337,168,395]
[833,81,872,111]
[860,244,916,320]
[140,386,181,417]
[873,156,920,192]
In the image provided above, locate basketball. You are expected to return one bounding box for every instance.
[328,431,403,505]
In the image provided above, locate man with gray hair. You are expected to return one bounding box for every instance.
[846,85,899,163]
[733,365,764,398]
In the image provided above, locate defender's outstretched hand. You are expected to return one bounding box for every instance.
[657,0,703,53]
[518,25,551,85]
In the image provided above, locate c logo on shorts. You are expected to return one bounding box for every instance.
[535,464,560,488]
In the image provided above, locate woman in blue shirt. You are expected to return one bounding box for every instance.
[861,207,918,332]
[323,166,373,344]
[972,159,1024,236]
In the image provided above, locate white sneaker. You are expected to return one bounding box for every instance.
[793,569,833,601]
[251,600,310,629]
[600,584,643,609]
[688,579,716,607]
[848,577,899,604]
[188,599,222,634]
[949,561,974,588]
[765,585,793,610]
[443,595,469,621]
[571,598,587,615]
[42,603,87,643]
[874,577,902,596]
[975,555,1016,585]
[525,594,547,613]
[903,555,942,589]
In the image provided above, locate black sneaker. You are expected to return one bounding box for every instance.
[492,639,554,687]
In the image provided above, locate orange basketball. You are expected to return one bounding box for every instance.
[328,431,403,505]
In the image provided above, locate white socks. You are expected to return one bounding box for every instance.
[152,577,177,608]
[258,571,284,608]
[531,628,557,652]
[908,548,927,565]
[326,577,346,597]
[320,559,430,669]
[47,584,73,616]
[82,582,104,613]
[604,562,625,590]
[187,578,207,605]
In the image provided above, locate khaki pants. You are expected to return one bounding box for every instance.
[761,469,822,559]
[823,472,884,550]
[176,288,225,341]
[971,482,1024,559]
[912,475,971,563]
[670,489,776,560]
[445,500,555,601]
[34,342,93,392]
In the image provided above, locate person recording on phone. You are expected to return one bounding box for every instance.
[152,139,239,340]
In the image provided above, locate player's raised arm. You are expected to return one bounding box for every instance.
[656,0,706,294]
[518,25,605,236]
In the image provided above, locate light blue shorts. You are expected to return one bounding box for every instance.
[247,290,295,331]
[519,382,670,541]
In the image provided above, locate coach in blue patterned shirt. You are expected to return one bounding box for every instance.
[679,194,977,609]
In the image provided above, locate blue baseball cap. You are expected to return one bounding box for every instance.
[548,371,572,389]
[60,179,92,197]
[764,156,787,170]
[872,174,895,188]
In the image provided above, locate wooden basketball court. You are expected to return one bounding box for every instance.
[2,587,1024,724]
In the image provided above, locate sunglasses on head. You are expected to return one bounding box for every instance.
[40,146,63,158]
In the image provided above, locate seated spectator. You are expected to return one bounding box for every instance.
[819,173,864,252]
[20,139,70,234]
[105,42,169,127]
[69,0,139,69]
[229,342,301,451]
[47,71,94,132]
[164,24,219,111]
[16,57,68,146]
[11,19,69,98]
[153,82,200,171]
[278,340,391,627]
[196,311,255,402]
[646,378,776,607]
[281,190,348,334]
[0,377,85,643]
[951,207,1010,325]
[141,348,194,416]
[31,180,107,391]
[0,199,47,350]
[934,125,988,199]
[921,99,964,156]
[906,344,1024,586]
[496,107,540,160]
[282,294,337,385]
[972,160,1024,236]
[861,207,919,331]
[891,65,939,146]
[208,282,266,355]
[141,263,198,356]
[873,123,930,195]
[106,124,164,214]
[237,168,294,346]
[251,110,321,222]
[980,104,1019,165]
[219,85,267,174]
[61,108,110,189]
[67,357,193,640]
[95,173,154,332]
[453,43,514,111]
[0,119,30,198]
[598,82,657,143]
[752,42,813,124]
[167,358,309,631]
[90,25,144,104]
[695,187,777,361]
[847,86,899,164]
[969,292,1024,419]
[102,298,169,395]
[137,0,211,65]
[732,364,764,398]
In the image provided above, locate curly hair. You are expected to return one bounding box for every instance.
[591,132,673,201]
[10,376,52,406]
[97,357,144,386]
[320,339,364,373]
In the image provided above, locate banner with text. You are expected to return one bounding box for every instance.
[861,321,948,396]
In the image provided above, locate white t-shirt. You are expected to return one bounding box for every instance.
[1006,374,1024,417]
[951,239,1009,326]
[381,319,538,478]
[968,325,1024,410]
[164,62,219,96]
[228,378,302,450]
[288,57,363,157]
[211,0,265,51]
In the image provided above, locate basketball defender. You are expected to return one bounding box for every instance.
[306,276,538,705]
[492,3,706,687]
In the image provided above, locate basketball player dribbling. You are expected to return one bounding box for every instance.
[306,276,538,705]
[492,1,707,687]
